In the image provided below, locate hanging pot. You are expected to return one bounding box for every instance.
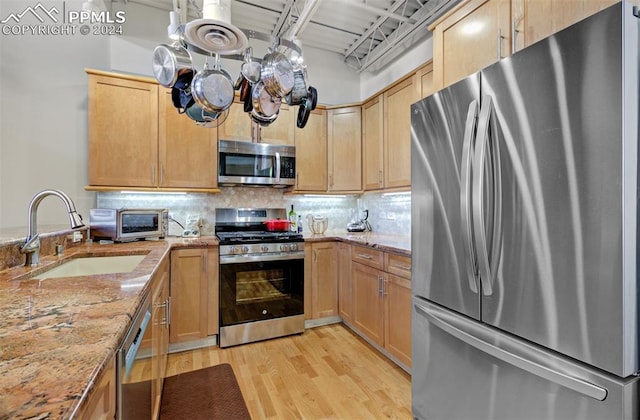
[285,67,308,106]
[241,47,261,84]
[251,81,281,118]
[152,43,193,88]
[250,107,278,126]
[296,96,312,129]
[307,86,318,110]
[191,58,235,114]
[260,50,295,98]
[170,70,196,113]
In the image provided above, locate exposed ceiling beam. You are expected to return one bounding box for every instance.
[287,0,322,38]
[272,0,296,36]
[343,0,408,58]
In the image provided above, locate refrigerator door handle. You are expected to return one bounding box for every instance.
[460,100,480,294]
[472,95,503,296]
[415,301,609,402]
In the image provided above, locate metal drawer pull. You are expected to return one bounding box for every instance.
[357,254,374,260]
[391,263,411,271]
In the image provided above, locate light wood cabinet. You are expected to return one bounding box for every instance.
[87,69,219,192]
[151,257,170,419]
[169,247,218,344]
[76,355,116,420]
[306,241,339,319]
[417,62,435,99]
[88,71,159,188]
[512,0,619,51]
[383,76,418,189]
[430,0,511,90]
[218,98,295,145]
[337,242,353,323]
[327,106,362,192]
[294,108,327,192]
[350,245,412,368]
[362,95,384,191]
[158,89,218,189]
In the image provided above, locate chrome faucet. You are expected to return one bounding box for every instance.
[20,189,85,266]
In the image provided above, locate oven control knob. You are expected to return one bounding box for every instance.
[261,245,269,252]
[241,246,249,254]
[229,246,238,254]
[289,243,298,251]
[280,244,286,251]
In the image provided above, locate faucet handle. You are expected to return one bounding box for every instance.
[21,233,40,253]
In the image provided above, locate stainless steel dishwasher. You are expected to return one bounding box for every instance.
[116,291,152,419]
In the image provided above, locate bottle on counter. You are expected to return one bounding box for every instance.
[297,215,303,233]
[288,205,297,232]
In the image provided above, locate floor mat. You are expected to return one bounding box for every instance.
[160,363,251,419]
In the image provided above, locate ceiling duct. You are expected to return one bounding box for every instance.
[184,0,248,55]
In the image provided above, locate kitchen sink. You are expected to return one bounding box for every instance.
[33,255,146,279]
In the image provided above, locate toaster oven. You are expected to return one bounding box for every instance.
[89,208,168,242]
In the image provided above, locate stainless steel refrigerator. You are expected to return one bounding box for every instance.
[411,2,640,418]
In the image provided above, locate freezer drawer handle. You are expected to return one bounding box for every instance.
[415,302,608,401]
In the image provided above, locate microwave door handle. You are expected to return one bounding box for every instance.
[275,152,281,184]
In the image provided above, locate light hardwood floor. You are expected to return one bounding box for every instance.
[165,324,412,419]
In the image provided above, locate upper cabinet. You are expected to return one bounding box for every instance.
[430,0,619,90]
[86,69,219,192]
[383,75,419,189]
[294,108,328,192]
[512,0,619,51]
[430,0,511,90]
[217,98,295,145]
[88,71,159,188]
[362,95,384,191]
[327,106,362,192]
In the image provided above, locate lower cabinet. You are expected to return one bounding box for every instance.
[169,247,219,344]
[77,355,116,420]
[305,241,339,320]
[151,257,170,419]
[337,242,353,323]
[349,245,412,368]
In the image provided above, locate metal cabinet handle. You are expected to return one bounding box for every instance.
[391,263,411,271]
[378,170,383,186]
[415,301,608,401]
[357,253,374,260]
[497,29,507,59]
[151,165,156,185]
[166,296,171,328]
[512,14,524,53]
[382,277,388,296]
[160,165,164,186]
[377,275,383,296]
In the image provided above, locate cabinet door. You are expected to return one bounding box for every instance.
[207,247,219,336]
[259,103,295,145]
[514,0,619,50]
[383,76,418,188]
[417,62,435,99]
[338,243,353,323]
[352,261,384,346]
[384,273,412,368]
[88,73,158,187]
[327,106,362,192]
[151,258,169,419]
[431,0,511,89]
[217,99,254,142]
[294,108,327,192]
[170,248,209,343]
[362,95,384,191]
[76,356,116,420]
[158,89,218,189]
[311,242,338,319]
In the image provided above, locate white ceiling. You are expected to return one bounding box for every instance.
[124,0,460,72]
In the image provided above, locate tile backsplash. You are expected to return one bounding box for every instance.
[97,188,411,237]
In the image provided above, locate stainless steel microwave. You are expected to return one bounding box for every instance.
[218,140,296,187]
[89,208,168,242]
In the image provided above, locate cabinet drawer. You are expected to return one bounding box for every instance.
[352,245,384,270]
[385,253,411,279]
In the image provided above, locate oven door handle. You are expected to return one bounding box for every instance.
[220,252,304,264]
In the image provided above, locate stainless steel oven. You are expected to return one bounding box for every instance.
[216,208,305,347]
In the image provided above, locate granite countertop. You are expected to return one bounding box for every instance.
[0,230,408,419]
[0,236,218,419]
[303,230,411,256]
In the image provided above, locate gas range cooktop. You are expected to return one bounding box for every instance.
[216,231,303,244]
